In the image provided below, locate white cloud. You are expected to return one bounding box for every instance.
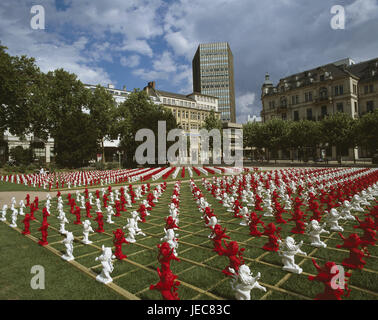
[346,0,378,27]
[152,51,176,72]
[132,51,192,93]
[119,39,153,57]
[55,0,164,40]
[236,92,259,123]
[120,55,141,68]
[0,3,113,86]
[133,51,177,80]
[164,31,197,60]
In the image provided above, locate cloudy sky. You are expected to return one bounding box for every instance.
[1,0,378,122]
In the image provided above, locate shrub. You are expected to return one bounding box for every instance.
[106,162,119,170]
[9,146,33,166]
[95,162,105,170]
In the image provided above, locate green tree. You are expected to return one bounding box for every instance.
[320,112,356,163]
[87,85,117,163]
[355,109,378,157]
[287,120,322,161]
[202,110,222,131]
[9,146,33,166]
[0,45,48,139]
[243,121,269,161]
[264,119,290,162]
[54,112,98,168]
[115,90,177,167]
[43,69,97,167]
[201,110,223,161]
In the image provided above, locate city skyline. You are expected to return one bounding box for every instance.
[0,0,378,123]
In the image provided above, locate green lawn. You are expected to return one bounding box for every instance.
[0,221,124,300]
[0,181,41,192]
[0,175,377,300]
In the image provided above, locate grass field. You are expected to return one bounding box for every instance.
[0,181,41,192]
[0,177,377,300]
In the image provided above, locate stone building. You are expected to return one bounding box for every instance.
[143,81,220,131]
[261,57,378,160]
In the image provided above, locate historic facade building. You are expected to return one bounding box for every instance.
[143,81,220,131]
[261,57,378,160]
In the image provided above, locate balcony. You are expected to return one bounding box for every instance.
[314,96,332,105]
[276,106,288,113]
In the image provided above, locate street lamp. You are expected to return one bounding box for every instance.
[117,150,123,168]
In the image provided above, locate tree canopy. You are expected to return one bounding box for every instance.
[115,89,177,167]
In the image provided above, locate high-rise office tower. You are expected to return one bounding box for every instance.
[192,42,236,122]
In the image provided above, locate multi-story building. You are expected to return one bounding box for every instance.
[262,57,378,122]
[261,57,378,160]
[192,42,236,122]
[85,83,130,104]
[143,81,220,131]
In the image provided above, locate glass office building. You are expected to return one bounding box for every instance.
[192,42,236,122]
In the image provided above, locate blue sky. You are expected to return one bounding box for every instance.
[1,0,378,123]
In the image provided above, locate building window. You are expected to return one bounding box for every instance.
[305,92,313,102]
[280,97,287,107]
[319,87,328,99]
[364,84,374,94]
[367,101,374,113]
[353,84,357,95]
[321,105,327,118]
[281,113,287,120]
[336,103,344,113]
[306,108,313,120]
[354,101,358,114]
[334,85,344,96]
[293,110,299,121]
